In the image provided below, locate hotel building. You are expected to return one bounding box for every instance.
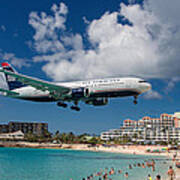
[0,121,48,136]
[101,112,180,143]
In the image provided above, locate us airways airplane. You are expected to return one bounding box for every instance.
[0,62,151,111]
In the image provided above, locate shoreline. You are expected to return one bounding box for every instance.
[0,141,172,156]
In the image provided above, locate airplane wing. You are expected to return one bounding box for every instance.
[0,69,71,99]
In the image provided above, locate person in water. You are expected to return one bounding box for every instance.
[103,173,108,180]
[151,160,155,171]
[118,170,122,174]
[124,172,129,178]
[142,163,146,168]
[156,175,161,180]
[167,166,175,180]
[147,174,152,180]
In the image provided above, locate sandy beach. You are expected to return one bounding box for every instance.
[0,141,172,155]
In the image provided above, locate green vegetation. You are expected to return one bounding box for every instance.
[24,130,103,144]
[23,130,179,146]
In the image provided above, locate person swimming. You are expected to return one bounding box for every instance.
[125,172,129,178]
[156,175,161,180]
[118,170,122,174]
[142,163,146,168]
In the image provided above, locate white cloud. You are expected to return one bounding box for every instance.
[164,77,180,93]
[143,89,162,100]
[0,51,29,68]
[28,1,180,83]
[29,2,68,54]
[82,16,90,24]
[0,25,6,32]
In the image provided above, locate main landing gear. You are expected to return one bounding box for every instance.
[57,101,67,108]
[133,96,138,105]
[70,106,80,111]
[57,101,80,111]
[70,101,80,111]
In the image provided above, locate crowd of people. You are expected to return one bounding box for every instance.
[75,159,175,180]
[69,154,178,180]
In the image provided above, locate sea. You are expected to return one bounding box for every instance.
[0,147,173,180]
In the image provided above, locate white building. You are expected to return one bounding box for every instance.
[101,112,180,143]
[0,130,24,140]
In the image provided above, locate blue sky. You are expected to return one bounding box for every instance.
[0,0,179,134]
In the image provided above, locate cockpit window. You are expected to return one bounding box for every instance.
[139,80,147,83]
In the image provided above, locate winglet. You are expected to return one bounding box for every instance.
[1,62,10,67]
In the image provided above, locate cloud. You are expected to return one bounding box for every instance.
[29,2,68,54]
[0,51,30,68]
[164,77,180,93]
[143,89,162,100]
[0,25,6,32]
[28,1,180,83]
[13,33,18,37]
[82,16,90,24]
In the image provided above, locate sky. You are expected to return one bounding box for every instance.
[0,0,180,134]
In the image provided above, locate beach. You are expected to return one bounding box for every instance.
[0,141,173,155]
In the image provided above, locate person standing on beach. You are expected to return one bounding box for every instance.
[167,166,175,180]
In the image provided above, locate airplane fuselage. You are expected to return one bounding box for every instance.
[12,77,151,102]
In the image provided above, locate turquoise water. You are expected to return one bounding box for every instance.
[0,148,173,180]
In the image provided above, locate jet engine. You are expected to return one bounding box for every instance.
[86,98,108,106]
[71,87,90,99]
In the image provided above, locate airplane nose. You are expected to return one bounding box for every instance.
[140,82,152,93]
[146,83,152,91]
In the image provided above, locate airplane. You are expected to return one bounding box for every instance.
[0,62,151,111]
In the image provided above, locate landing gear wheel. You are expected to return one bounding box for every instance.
[71,106,80,111]
[133,100,137,105]
[133,96,138,105]
[57,102,67,108]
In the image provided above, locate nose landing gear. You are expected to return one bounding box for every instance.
[71,101,80,111]
[133,96,138,105]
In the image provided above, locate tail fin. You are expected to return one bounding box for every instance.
[2,62,17,73]
[1,62,25,90]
